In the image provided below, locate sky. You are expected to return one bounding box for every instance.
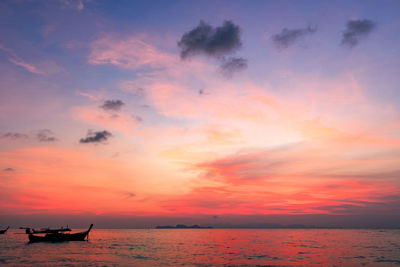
[1,0,400,228]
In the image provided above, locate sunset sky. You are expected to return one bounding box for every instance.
[1,0,400,227]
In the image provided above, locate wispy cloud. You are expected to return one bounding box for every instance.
[79,130,112,144]
[36,129,57,142]
[341,19,376,48]
[132,115,143,123]
[61,0,86,11]
[9,57,45,75]
[2,43,61,75]
[272,26,317,49]
[41,24,58,37]
[124,192,136,199]
[77,91,105,101]
[89,35,175,70]
[220,57,247,77]
[100,99,125,111]
[0,132,28,140]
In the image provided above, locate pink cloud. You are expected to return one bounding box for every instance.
[41,24,58,37]
[9,57,45,75]
[61,0,86,11]
[8,56,63,75]
[89,35,176,70]
[75,106,143,137]
[82,33,400,216]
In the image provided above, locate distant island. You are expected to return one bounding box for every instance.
[155,224,213,229]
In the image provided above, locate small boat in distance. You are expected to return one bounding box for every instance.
[28,224,93,243]
[0,226,9,234]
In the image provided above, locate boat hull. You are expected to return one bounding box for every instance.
[29,232,87,242]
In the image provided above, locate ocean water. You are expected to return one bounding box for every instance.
[0,229,400,266]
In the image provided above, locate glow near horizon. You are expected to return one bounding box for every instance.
[0,0,400,218]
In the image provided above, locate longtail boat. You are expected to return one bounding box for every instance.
[28,224,93,243]
[0,226,9,234]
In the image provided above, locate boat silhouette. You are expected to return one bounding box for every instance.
[0,226,9,234]
[28,224,93,243]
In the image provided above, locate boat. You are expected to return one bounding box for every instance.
[28,224,93,243]
[0,226,9,234]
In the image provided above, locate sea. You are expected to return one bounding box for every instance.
[1,229,400,266]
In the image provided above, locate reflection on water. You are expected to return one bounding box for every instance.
[1,229,400,266]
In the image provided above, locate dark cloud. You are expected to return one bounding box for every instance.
[220,57,247,77]
[3,168,14,172]
[36,129,57,142]
[79,130,112,144]
[313,200,396,215]
[134,88,145,97]
[100,99,125,111]
[272,26,317,49]
[178,20,242,59]
[198,87,211,96]
[0,132,28,140]
[341,19,376,48]
[125,192,136,199]
[132,115,143,123]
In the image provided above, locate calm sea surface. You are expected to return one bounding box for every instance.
[0,229,400,266]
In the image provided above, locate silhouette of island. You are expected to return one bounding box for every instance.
[155,224,213,229]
